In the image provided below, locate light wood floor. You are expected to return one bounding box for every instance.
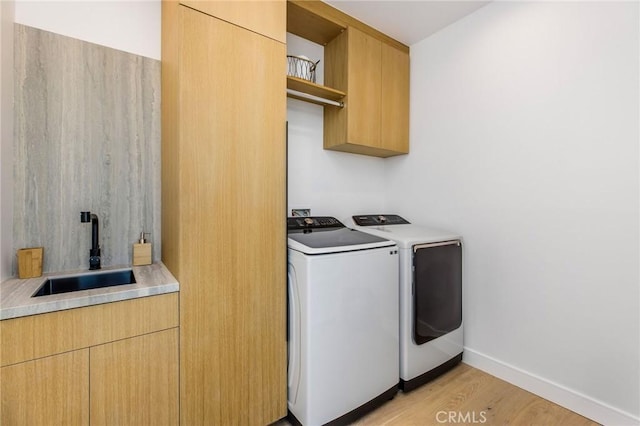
[277,363,599,426]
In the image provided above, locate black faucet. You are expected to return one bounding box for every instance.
[80,211,101,270]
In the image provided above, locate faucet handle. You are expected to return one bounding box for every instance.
[81,211,91,222]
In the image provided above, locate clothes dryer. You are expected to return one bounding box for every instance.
[287,216,399,425]
[346,214,463,392]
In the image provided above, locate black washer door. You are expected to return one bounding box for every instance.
[413,241,462,345]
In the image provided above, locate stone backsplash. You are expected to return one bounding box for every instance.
[13,24,161,274]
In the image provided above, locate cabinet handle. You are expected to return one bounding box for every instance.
[413,240,461,252]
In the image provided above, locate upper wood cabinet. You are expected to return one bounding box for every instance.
[287,0,410,157]
[180,0,285,43]
[324,27,410,157]
[162,2,287,425]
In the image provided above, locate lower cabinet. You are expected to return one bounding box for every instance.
[0,294,179,426]
[1,349,90,425]
[1,329,178,426]
[90,329,179,426]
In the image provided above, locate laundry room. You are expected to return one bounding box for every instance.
[0,1,638,425]
[285,2,638,425]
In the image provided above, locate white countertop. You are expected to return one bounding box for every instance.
[0,262,179,320]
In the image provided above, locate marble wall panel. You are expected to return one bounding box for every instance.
[13,24,161,274]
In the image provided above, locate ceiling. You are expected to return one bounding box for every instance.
[323,1,491,46]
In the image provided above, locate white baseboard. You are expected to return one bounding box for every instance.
[462,348,639,426]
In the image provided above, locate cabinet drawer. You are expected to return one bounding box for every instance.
[0,293,178,366]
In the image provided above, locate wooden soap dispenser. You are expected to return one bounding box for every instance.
[133,232,152,266]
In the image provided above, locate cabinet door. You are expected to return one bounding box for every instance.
[1,350,89,425]
[180,0,285,43]
[347,27,382,149]
[89,328,179,426]
[177,7,286,425]
[381,43,409,154]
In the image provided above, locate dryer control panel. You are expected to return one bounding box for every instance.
[352,214,410,226]
[287,216,344,230]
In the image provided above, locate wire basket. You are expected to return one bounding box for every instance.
[287,55,320,83]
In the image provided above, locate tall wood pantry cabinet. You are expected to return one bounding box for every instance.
[161,1,287,425]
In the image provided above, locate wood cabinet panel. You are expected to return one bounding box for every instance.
[1,349,89,426]
[89,329,179,426]
[324,28,348,148]
[180,0,285,43]
[162,4,286,425]
[345,26,381,149]
[160,1,181,279]
[381,42,410,154]
[0,293,178,366]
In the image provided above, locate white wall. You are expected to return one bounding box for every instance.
[386,2,639,424]
[14,0,160,59]
[0,0,14,281]
[287,33,387,219]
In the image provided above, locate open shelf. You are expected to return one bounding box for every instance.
[286,1,347,107]
[286,76,345,103]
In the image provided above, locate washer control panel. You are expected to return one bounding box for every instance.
[287,216,344,230]
[352,214,410,226]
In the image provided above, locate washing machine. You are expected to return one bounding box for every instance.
[346,214,463,392]
[287,216,399,425]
